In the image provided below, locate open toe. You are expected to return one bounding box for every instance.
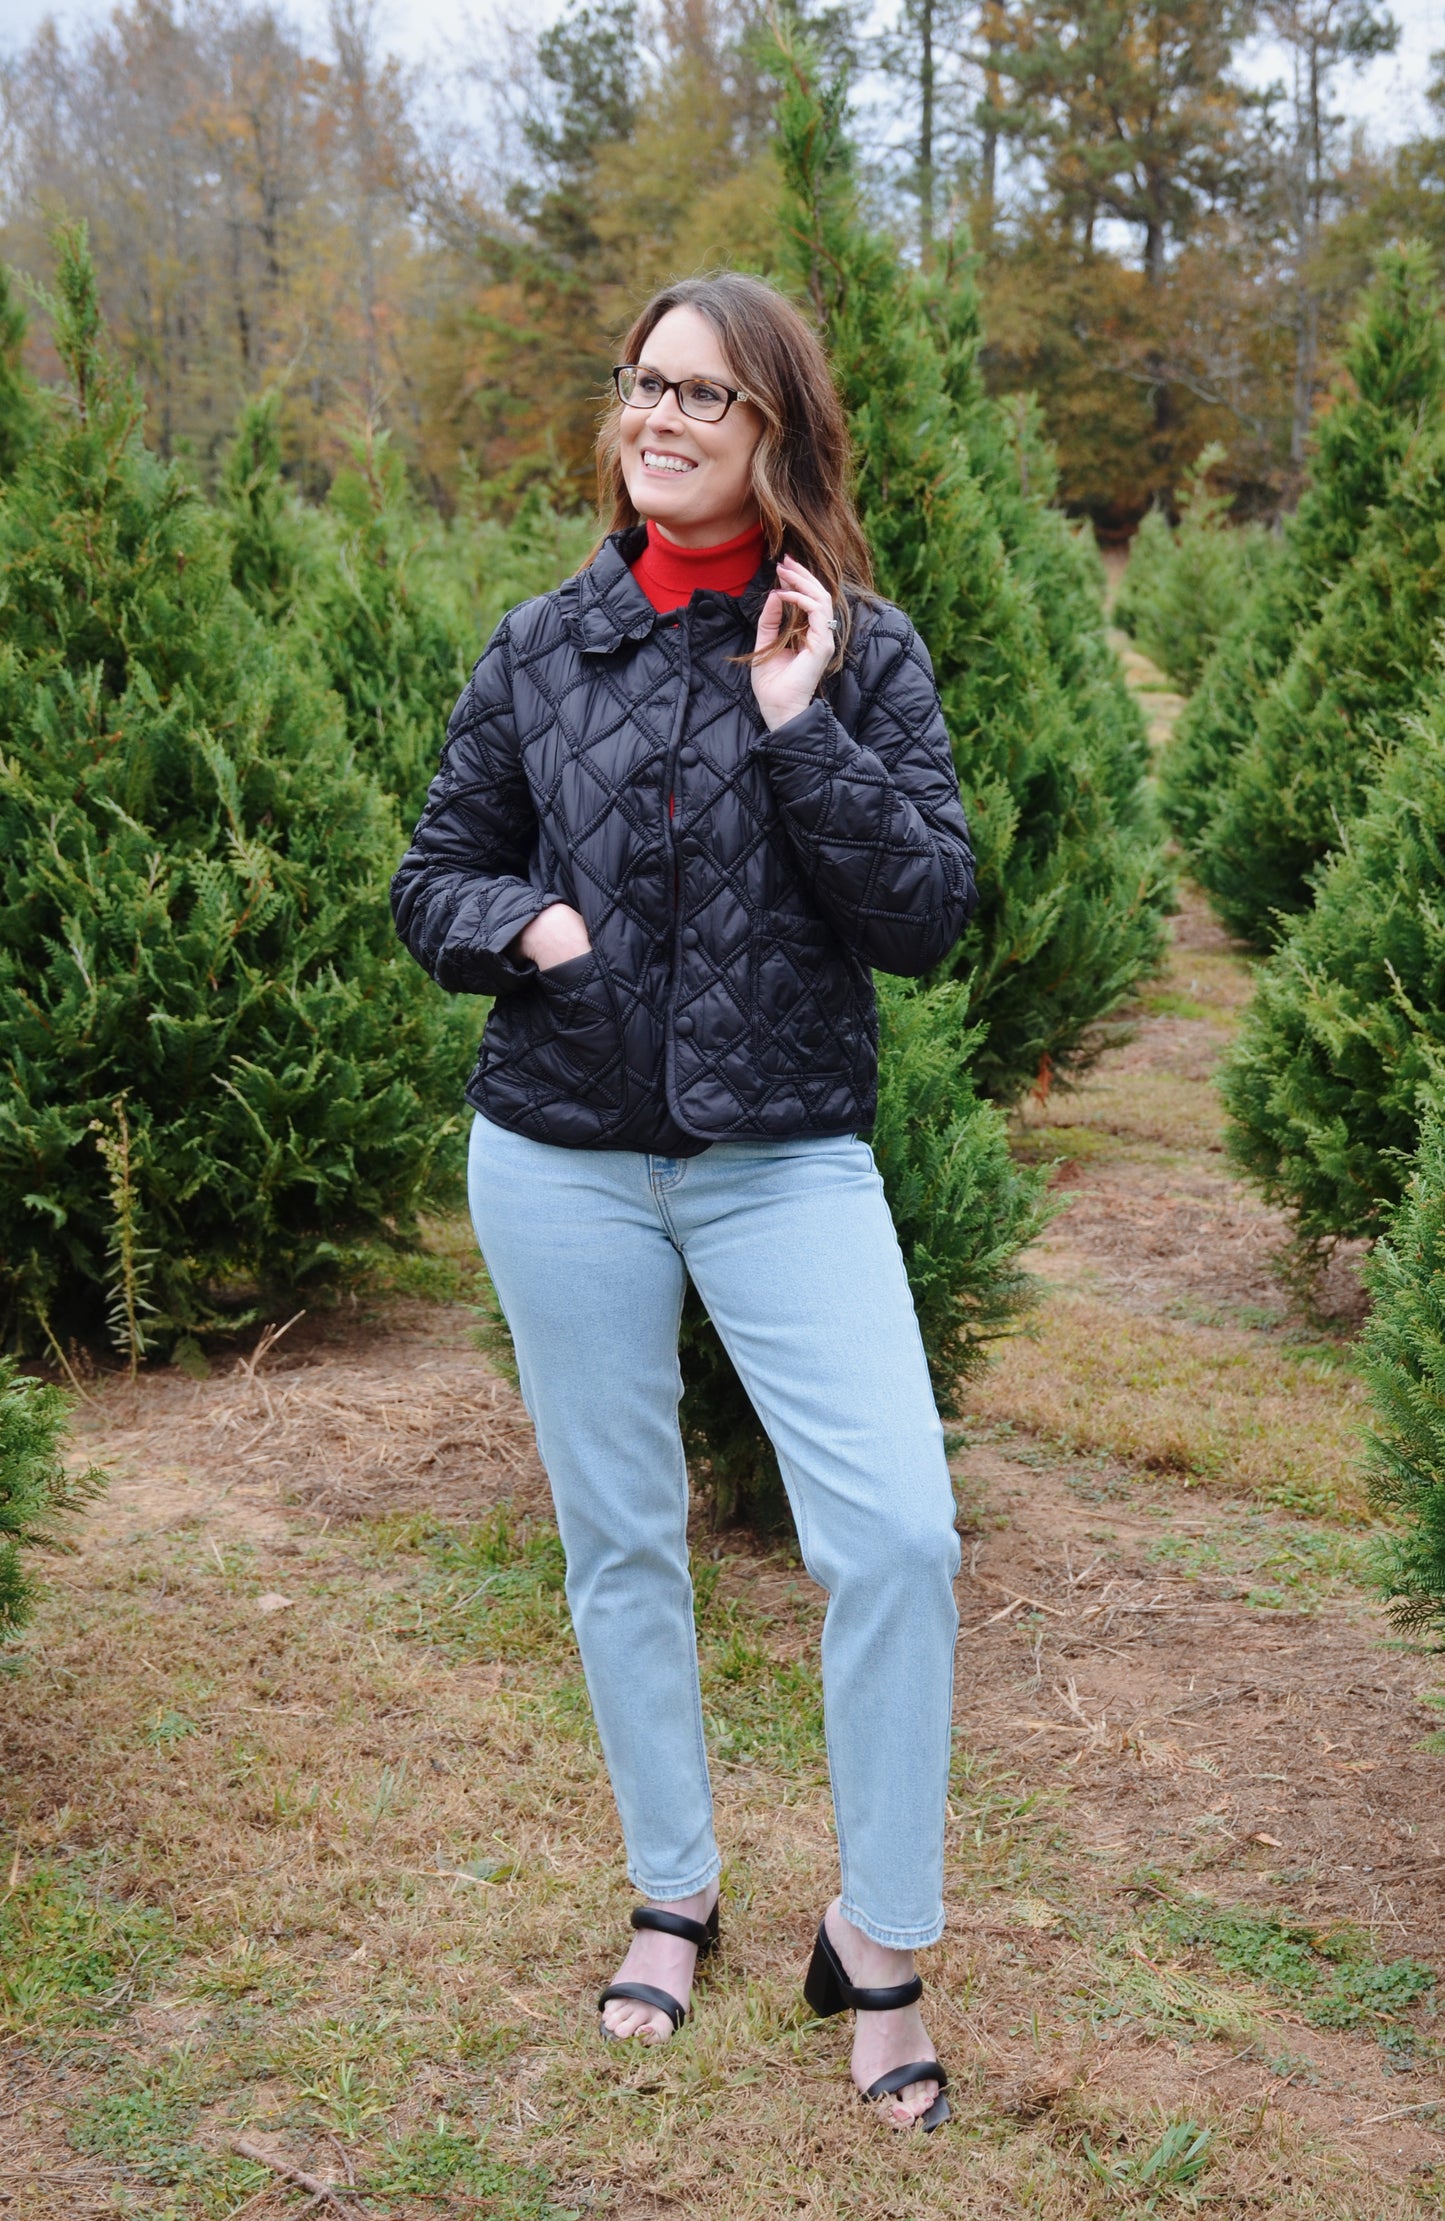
[597,1899,720,2044]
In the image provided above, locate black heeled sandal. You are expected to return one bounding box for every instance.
[803,1919,951,2131]
[597,1900,720,2038]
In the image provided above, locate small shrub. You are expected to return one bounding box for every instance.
[0,1362,104,1641]
[1114,444,1278,694]
[1358,1109,1445,1639]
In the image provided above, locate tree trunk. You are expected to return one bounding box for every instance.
[1290,280,1319,464]
[919,0,936,265]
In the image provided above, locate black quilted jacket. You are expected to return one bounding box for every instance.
[391,528,977,1152]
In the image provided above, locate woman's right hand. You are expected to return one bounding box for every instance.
[515,902,592,971]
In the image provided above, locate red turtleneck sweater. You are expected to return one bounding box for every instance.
[630,516,766,612]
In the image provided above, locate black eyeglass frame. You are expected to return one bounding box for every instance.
[611,364,755,421]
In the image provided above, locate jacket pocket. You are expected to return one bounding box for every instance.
[750,916,859,1078]
[481,948,626,1111]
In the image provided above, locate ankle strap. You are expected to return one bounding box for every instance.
[631,1905,714,1949]
[841,1972,924,2011]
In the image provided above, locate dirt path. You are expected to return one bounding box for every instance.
[2,649,1443,2217]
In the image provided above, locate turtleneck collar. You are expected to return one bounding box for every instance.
[629,516,768,613]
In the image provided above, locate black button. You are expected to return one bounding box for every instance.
[675,1013,695,1037]
[682,926,700,950]
[678,745,699,767]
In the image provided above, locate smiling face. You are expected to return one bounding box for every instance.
[615,304,765,548]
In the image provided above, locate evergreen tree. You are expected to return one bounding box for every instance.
[218,404,595,827]
[921,257,1158,852]
[0,1363,104,1642]
[1114,443,1278,692]
[1358,1108,1445,1639]
[1199,417,1445,945]
[679,975,1050,1526]
[1219,689,1445,1246]
[0,233,471,1350]
[311,424,473,824]
[217,390,320,624]
[1160,241,1445,854]
[772,29,1172,1102]
[0,265,39,484]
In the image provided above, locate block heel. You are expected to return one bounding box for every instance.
[802,1920,951,2132]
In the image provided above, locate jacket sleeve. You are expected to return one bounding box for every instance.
[753,607,977,975]
[390,614,548,996]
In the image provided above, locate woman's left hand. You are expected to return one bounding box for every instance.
[751,555,837,732]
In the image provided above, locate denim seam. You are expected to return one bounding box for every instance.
[667,1267,719,1866]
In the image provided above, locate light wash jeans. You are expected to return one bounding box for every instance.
[466,1113,961,1948]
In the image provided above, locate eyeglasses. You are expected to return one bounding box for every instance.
[612,364,753,423]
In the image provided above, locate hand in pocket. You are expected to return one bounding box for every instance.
[516,903,592,971]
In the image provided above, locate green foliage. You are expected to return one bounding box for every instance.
[1114,445,1278,692]
[1083,2117,1214,2207]
[1218,697,1445,1244]
[1144,1885,1435,2028]
[317,425,474,822]
[923,267,1160,876]
[0,233,473,1350]
[0,1855,173,2032]
[771,28,1171,1104]
[1358,1108,1445,1638]
[0,264,39,484]
[1199,420,1445,944]
[679,974,1052,1528]
[216,389,319,624]
[0,1362,104,1639]
[1161,241,1445,856]
[367,2129,575,2214]
[219,411,595,829]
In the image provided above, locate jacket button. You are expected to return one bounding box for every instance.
[678,745,699,767]
[682,926,700,949]
[675,1013,695,1037]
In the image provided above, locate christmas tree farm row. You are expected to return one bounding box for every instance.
[2,48,1170,1537]
[1118,241,1445,1634]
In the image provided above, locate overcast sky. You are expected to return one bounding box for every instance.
[2,0,1440,151]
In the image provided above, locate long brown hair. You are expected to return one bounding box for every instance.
[591,271,874,668]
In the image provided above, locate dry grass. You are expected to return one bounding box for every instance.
[984,882,1370,1518]
[3,1378,1442,2217]
[972,1292,1369,1518]
[4,656,1443,2210]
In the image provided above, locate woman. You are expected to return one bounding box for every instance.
[392,271,976,2132]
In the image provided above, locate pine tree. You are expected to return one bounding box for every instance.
[679,974,1050,1526]
[1358,1108,1445,1638]
[1199,417,1445,945]
[309,424,474,825]
[1219,687,1445,1246]
[771,29,1171,1103]
[0,1363,104,1642]
[0,232,472,1351]
[0,264,38,484]
[217,390,320,625]
[1160,241,1445,854]
[921,256,1158,856]
[1114,444,1278,692]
